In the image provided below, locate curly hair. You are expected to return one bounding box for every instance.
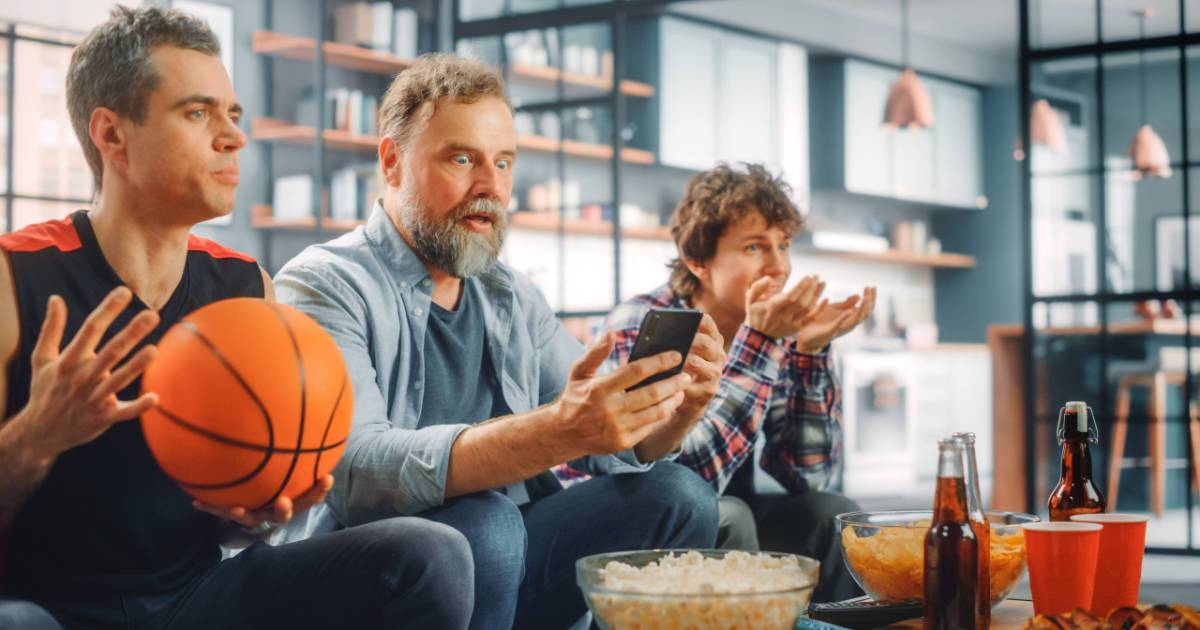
[668,163,803,299]
[379,53,509,152]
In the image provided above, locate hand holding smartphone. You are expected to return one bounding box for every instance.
[625,308,703,391]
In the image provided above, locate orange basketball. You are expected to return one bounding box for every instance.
[141,298,353,510]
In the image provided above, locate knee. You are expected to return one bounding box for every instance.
[626,463,720,545]
[0,600,60,630]
[444,491,527,584]
[368,519,475,628]
[811,492,861,526]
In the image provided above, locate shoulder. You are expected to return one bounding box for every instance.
[186,234,256,263]
[0,215,81,254]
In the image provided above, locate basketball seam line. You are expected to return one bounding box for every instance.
[153,405,347,454]
[313,373,348,483]
[260,302,308,511]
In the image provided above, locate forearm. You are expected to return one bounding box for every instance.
[633,409,698,463]
[0,411,56,532]
[444,404,584,498]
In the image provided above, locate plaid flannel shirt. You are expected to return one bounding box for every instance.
[555,284,843,495]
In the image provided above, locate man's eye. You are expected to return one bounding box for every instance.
[779,242,790,252]
[189,109,207,121]
[453,154,472,165]
[496,159,511,170]
[746,244,760,253]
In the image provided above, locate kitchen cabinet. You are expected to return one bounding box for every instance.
[812,58,985,210]
[658,18,793,174]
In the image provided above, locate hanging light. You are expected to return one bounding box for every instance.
[1128,8,1172,180]
[1030,99,1068,154]
[883,0,934,129]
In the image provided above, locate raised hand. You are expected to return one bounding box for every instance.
[794,286,876,353]
[743,275,824,340]
[20,287,160,460]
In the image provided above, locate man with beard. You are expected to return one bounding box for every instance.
[273,54,722,630]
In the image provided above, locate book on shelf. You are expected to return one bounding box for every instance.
[273,174,314,220]
[330,162,382,221]
[296,87,378,136]
[333,1,419,56]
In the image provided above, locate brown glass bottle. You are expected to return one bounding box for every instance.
[1047,401,1106,521]
[953,432,991,627]
[924,438,981,630]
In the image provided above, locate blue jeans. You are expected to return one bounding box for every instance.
[422,462,719,630]
[5,518,474,630]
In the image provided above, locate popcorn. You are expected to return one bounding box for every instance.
[586,551,813,630]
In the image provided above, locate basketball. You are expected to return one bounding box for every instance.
[141,298,353,511]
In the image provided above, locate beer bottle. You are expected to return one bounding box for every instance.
[924,438,981,630]
[953,432,991,627]
[1047,401,1106,521]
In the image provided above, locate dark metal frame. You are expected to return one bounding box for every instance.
[1020,0,1199,555]
[0,24,92,234]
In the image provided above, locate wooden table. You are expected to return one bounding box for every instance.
[889,598,1034,629]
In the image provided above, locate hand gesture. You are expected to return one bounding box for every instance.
[794,287,877,353]
[743,275,825,340]
[21,288,159,459]
[556,334,690,454]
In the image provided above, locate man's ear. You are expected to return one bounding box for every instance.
[379,135,403,188]
[684,256,709,282]
[89,107,127,174]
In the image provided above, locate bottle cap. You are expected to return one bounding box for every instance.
[1057,401,1099,445]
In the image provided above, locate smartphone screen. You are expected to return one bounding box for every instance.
[626,308,703,391]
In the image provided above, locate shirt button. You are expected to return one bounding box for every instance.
[421,279,432,288]
[400,281,409,289]
[413,307,423,316]
[414,381,423,390]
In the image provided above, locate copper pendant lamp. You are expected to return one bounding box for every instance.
[883,0,934,129]
[1128,9,1171,180]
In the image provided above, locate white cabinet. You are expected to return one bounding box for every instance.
[659,19,718,171]
[818,59,985,210]
[658,18,801,178]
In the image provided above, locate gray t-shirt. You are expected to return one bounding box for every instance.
[418,279,511,427]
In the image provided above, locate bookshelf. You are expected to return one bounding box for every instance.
[252,30,414,74]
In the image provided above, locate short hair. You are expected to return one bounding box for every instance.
[378,53,509,151]
[67,5,220,191]
[668,163,804,299]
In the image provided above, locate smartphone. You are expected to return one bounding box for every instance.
[625,307,703,391]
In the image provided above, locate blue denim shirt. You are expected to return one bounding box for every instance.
[274,202,652,530]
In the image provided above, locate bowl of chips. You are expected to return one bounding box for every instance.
[836,510,1038,607]
[577,549,820,630]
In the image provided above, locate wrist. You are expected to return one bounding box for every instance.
[542,402,590,461]
[6,409,59,469]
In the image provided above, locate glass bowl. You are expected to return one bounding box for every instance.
[576,549,820,630]
[836,510,1039,607]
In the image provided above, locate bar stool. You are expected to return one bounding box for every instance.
[1108,371,1200,516]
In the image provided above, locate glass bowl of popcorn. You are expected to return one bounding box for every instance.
[836,510,1039,607]
[576,549,820,630]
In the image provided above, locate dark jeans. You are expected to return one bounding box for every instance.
[722,488,864,603]
[422,462,720,630]
[5,517,474,630]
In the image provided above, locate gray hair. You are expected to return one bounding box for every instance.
[66,5,220,191]
[379,53,509,152]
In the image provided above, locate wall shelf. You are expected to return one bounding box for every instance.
[251,204,364,232]
[251,117,655,164]
[509,63,655,98]
[252,30,415,75]
[508,212,975,268]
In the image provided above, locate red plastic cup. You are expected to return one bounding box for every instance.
[1070,513,1149,614]
[1020,522,1103,616]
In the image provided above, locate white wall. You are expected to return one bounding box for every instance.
[0,0,133,36]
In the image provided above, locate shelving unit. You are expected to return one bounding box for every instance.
[509,63,654,98]
[251,116,656,164]
[508,212,975,269]
[253,30,414,74]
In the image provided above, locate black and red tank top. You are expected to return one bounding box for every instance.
[0,210,263,601]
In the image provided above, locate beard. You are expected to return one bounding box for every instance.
[396,181,508,279]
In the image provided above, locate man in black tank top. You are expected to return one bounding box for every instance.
[0,7,471,630]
